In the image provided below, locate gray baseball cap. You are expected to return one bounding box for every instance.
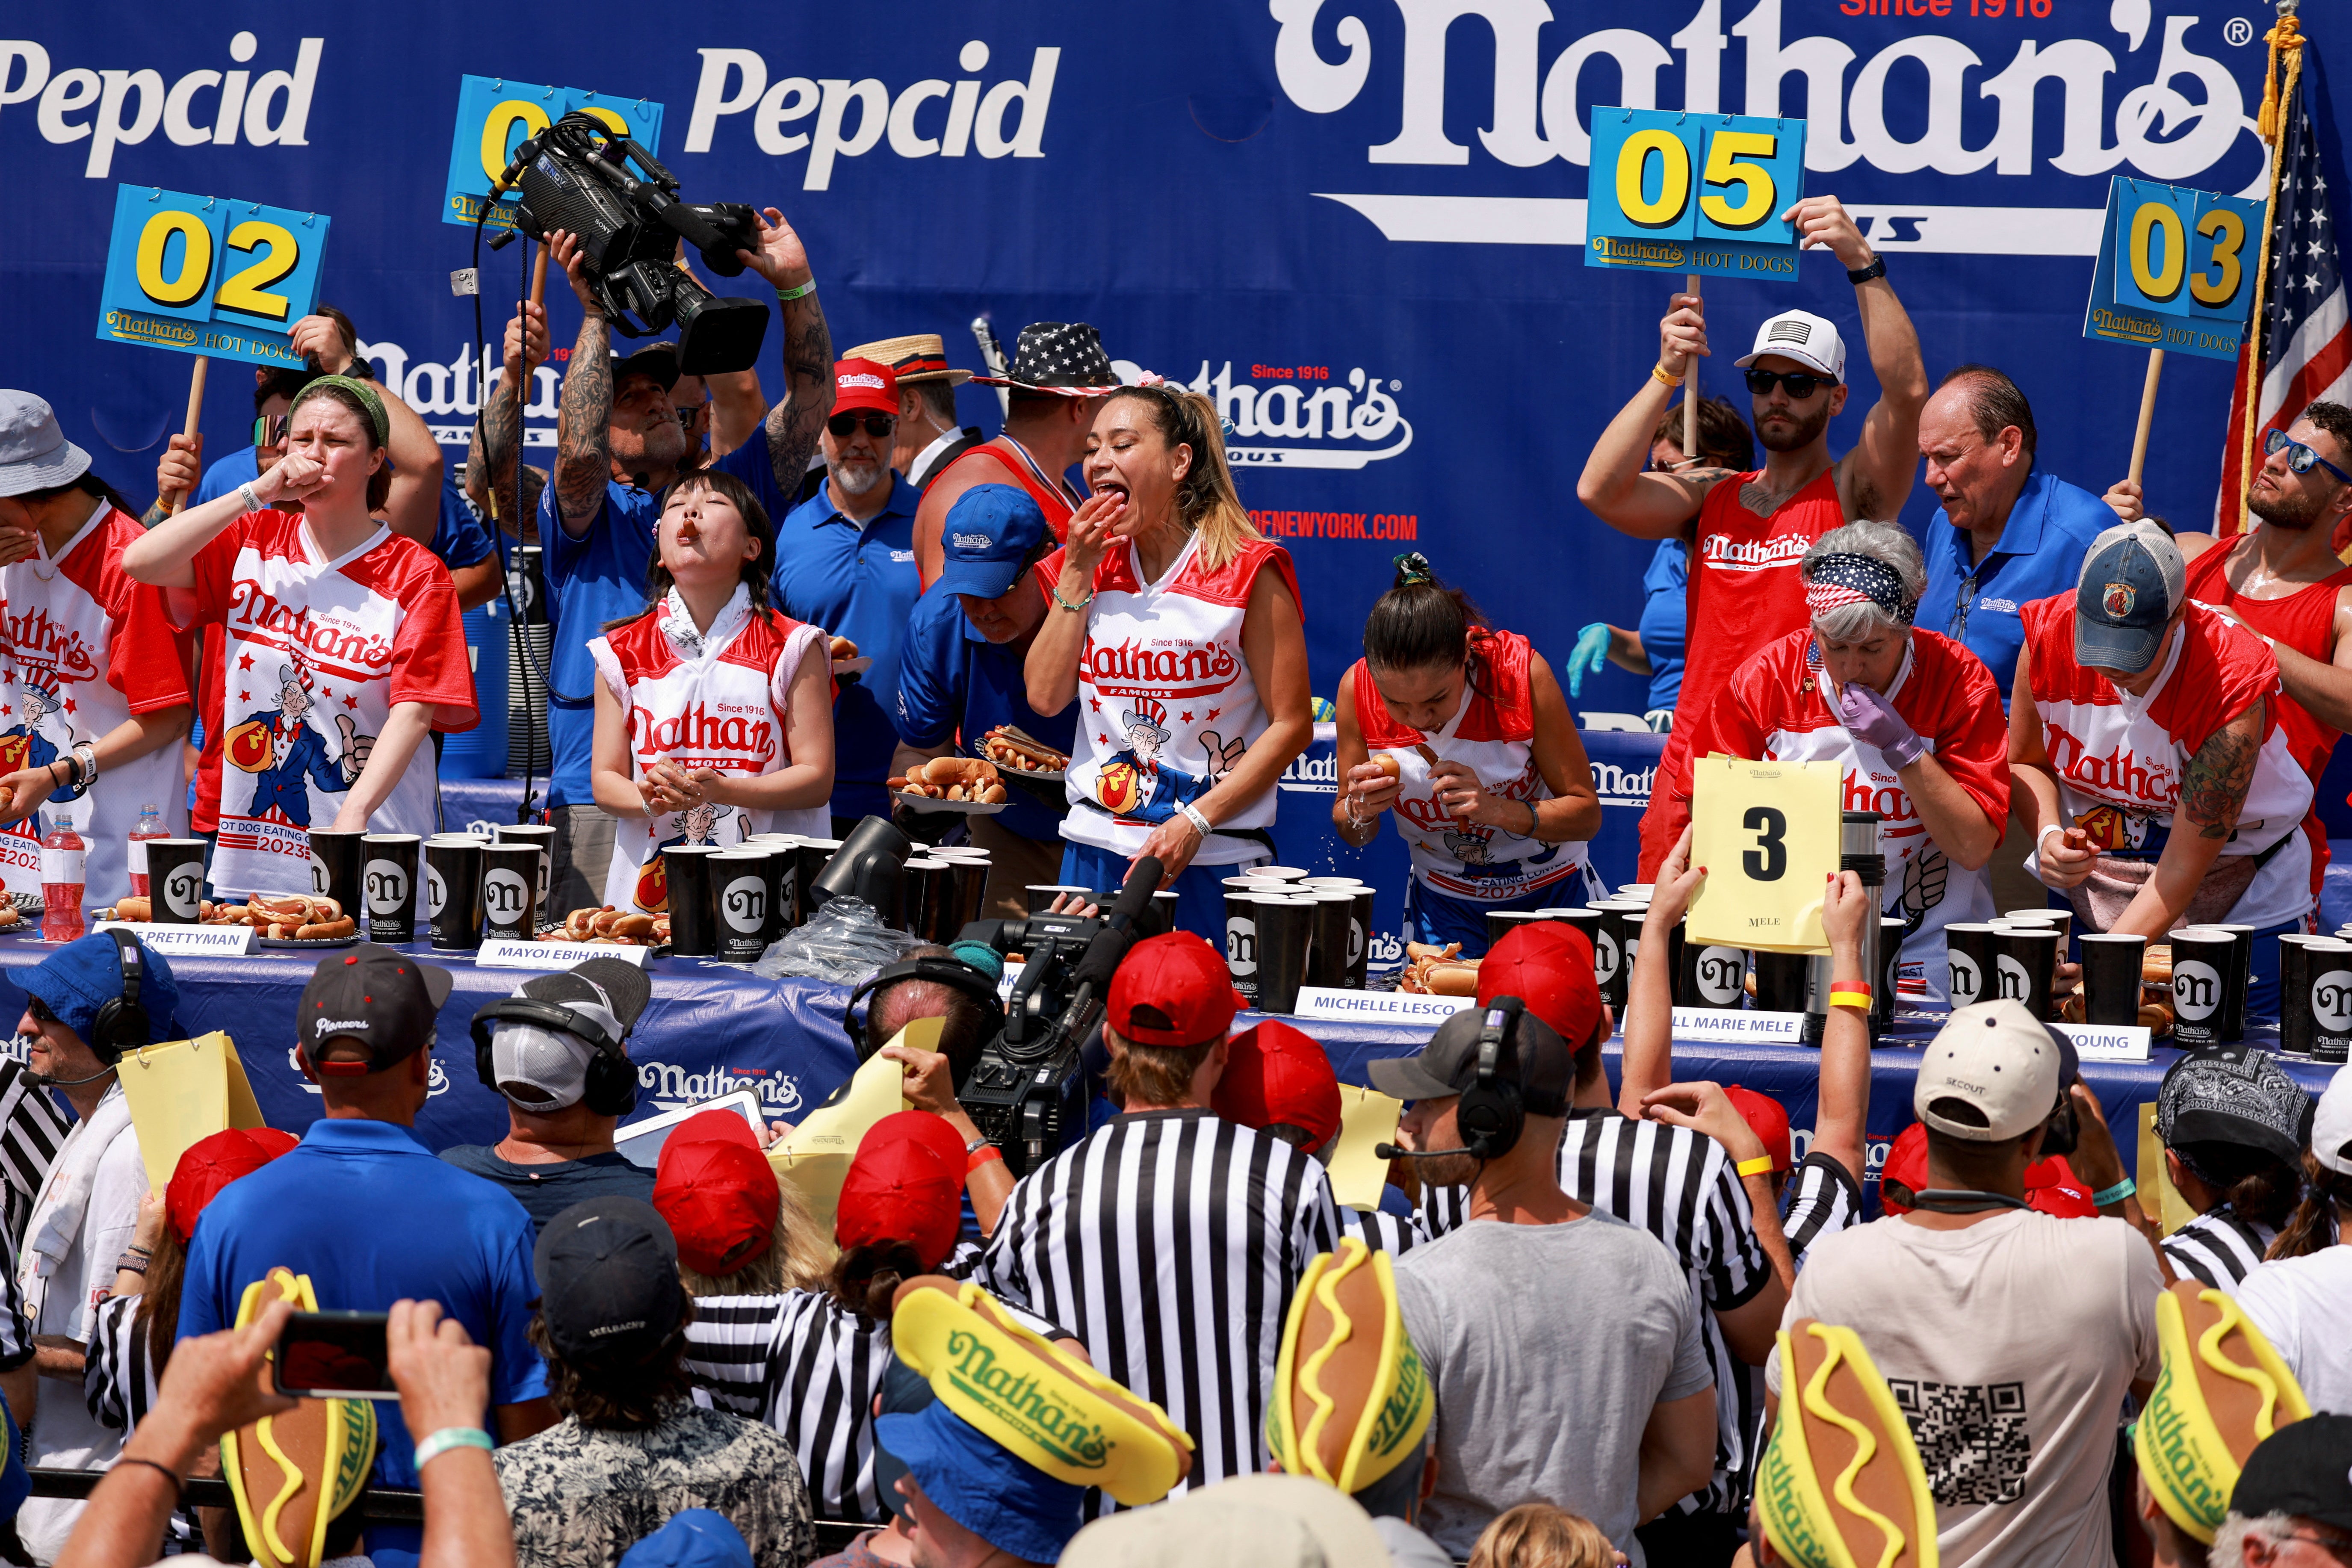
[0,393,92,498]
[2075,521,2186,674]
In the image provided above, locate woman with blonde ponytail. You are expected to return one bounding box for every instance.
[1026,381,1311,941]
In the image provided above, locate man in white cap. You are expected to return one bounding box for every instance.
[1765,1000,2161,1565]
[440,957,656,1238]
[1576,196,1929,878]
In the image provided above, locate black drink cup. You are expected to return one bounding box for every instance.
[424,835,485,951]
[478,844,540,941]
[307,830,365,917]
[2169,928,2240,1047]
[1487,909,1544,951]
[1876,917,1907,1030]
[1224,889,1265,1004]
[2276,935,2325,1058]
[1944,924,1999,1010]
[664,846,723,957]
[2304,939,2352,1064]
[2078,933,2147,1027]
[496,823,557,920]
[145,839,208,924]
[1752,949,1810,1013]
[791,839,842,929]
[1309,892,1356,989]
[1253,894,1316,1015]
[1992,925,2059,1019]
[713,848,779,963]
[1676,938,1746,1010]
[361,833,421,942]
[1592,904,1643,1010]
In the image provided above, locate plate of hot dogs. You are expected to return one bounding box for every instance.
[106,893,361,945]
[827,634,872,680]
[540,906,672,949]
[889,756,1009,813]
[980,727,1068,782]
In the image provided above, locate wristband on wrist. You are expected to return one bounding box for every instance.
[1178,802,1213,839]
[967,1144,1005,1175]
[1651,363,1682,388]
[413,1427,495,1470]
[1828,979,1873,1010]
[1847,255,1887,284]
[775,278,817,302]
[1735,1155,1777,1178]
[1051,582,1094,613]
[115,1456,182,1500]
[237,481,263,514]
[2091,1177,2136,1208]
[2036,824,2065,853]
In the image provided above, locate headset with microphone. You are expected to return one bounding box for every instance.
[1376,997,1530,1163]
[31,929,155,1084]
[470,975,639,1118]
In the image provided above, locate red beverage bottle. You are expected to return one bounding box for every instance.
[40,817,86,944]
[127,805,166,898]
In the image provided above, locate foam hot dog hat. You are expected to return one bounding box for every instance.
[889,1277,1193,1506]
[222,1269,378,1568]
[1265,1239,1433,1495]
[2135,1279,2312,1544]
[1757,1319,1939,1568]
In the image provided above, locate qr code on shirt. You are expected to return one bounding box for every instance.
[1885,1379,2031,1506]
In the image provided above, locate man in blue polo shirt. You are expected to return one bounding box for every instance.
[774,357,925,828]
[1916,363,2126,909]
[472,214,835,912]
[894,485,1078,914]
[179,945,550,1568]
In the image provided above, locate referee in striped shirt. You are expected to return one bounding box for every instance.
[977,932,1341,1510]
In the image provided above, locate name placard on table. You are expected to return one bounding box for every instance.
[1289,987,1476,1025]
[476,939,650,971]
[93,921,253,957]
[2048,1022,2153,1063]
[1670,1007,1807,1044]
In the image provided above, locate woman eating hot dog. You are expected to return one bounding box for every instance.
[589,470,835,914]
[1333,553,1603,955]
[1025,381,1311,943]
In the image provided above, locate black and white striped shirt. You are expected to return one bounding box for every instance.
[2163,1208,2279,1288]
[684,1289,892,1522]
[0,1052,70,1249]
[1782,1152,1864,1265]
[976,1108,1340,1508]
[84,1291,161,1434]
[1339,1204,1423,1255]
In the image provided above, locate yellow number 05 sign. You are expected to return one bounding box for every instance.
[1685,756,1842,953]
[96,186,329,367]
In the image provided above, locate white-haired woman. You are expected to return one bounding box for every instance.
[1682,520,2011,1004]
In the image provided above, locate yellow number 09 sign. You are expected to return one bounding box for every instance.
[1684,756,1843,953]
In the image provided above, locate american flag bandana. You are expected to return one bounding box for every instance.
[1804,552,1915,627]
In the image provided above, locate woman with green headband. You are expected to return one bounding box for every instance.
[123,377,477,898]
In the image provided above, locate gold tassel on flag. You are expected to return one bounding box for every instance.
[2232,0,2304,537]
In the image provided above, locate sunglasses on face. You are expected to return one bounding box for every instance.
[254,414,291,446]
[827,413,895,440]
[2265,426,2352,485]
[26,998,57,1027]
[1744,367,1833,399]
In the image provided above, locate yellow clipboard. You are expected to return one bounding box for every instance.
[1686,755,1843,953]
[118,1031,267,1193]
[768,1017,931,1240]
[1327,1084,1403,1213]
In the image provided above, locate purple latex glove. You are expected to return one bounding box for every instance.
[1838,682,1927,768]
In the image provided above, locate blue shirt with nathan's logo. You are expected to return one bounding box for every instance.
[893,580,1076,842]
[1920,467,2115,706]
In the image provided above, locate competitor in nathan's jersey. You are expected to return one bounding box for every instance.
[1333,553,1602,955]
[2015,521,2316,1017]
[590,469,834,914]
[1576,197,1929,880]
[1693,523,2010,1003]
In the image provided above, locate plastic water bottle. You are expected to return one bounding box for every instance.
[127,804,166,898]
[40,814,85,943]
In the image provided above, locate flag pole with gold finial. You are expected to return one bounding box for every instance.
[2230,0,2304,538]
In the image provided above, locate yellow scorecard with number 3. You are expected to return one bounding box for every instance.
[1686,756,1842,954]
[96,185,330,367]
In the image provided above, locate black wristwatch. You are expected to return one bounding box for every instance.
[1847,255,1887,285]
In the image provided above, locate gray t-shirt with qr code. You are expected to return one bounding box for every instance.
[1769,1210,2160,1568]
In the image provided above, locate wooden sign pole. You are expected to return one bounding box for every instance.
[2128,348,2166,485]
[165,358,207,516]
[1684,272,1701,458]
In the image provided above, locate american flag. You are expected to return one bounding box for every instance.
[2216,50,2347,532]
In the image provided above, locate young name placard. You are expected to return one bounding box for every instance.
[1288,987,1477,1025]
[1585,110,1806,279]
[1670,1007,1807,1044]
[95,186,330,367]
[443,76,665,230]
[2049,1021,2153,1063]
[95,921,254,957]
[476,939,651,971]
[2082,176,2265,361]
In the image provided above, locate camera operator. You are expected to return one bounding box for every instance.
[474,216,833,915]
[854,943,1016,1236]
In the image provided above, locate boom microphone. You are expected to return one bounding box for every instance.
[1054,857,1164,1044]
[1374,1141,1486,1160]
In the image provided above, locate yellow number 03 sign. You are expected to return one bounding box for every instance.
[98,185,329,367]
[2083,176,2265,362]
[1685,756,1843,953]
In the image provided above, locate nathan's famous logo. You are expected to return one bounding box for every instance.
[225,582,395,673]
[1698,532,1815,574]
[1178,362,1409,470]
[1081,637,1241,701]
[945,1329,1111,1469]
[1278,749,1339,795]
[0,606,100,683]
[1589,760,1658,809]
[638,1061,803,1116]
[2042,723,2180,809]
[629,701,777,761]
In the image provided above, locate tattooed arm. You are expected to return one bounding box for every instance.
[730,207,835,497]
[474,295,548,538]
[2111,699,2264,939]
[546,231,614,540]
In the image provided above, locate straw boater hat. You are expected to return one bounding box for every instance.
[845,334,972,387]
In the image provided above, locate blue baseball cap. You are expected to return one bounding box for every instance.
[21,932,177,1052]
[2075,521,2187,675]
[878,1400,1087,1563]
[871,1356,935,1519]
[934,485,1050,602]
[616,1510,753,1568]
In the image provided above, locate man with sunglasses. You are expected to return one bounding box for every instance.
[772,358,924,827]
[1576,196,1929,878]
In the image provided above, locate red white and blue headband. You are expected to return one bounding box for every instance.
[1805,553,1915,627]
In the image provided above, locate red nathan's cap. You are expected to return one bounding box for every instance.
[1213,1019,1341,1147]
[166,1127,300,1244]
[1724,1085,1792,1173]
[1476,924,1601,1046]
[1108,931,1247,1048]
[832,357,900,419]
[2024,1154,2099,1219]
[653,1110,780,1276]
[1879,1122,1927,1215]
[835,1110,966,1270]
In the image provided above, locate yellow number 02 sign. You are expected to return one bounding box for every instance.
[98,186,329,367]
[1684,756,1843,953]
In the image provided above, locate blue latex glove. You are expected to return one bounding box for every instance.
[1567,622,1613,698]
[1838,681,1928,769]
